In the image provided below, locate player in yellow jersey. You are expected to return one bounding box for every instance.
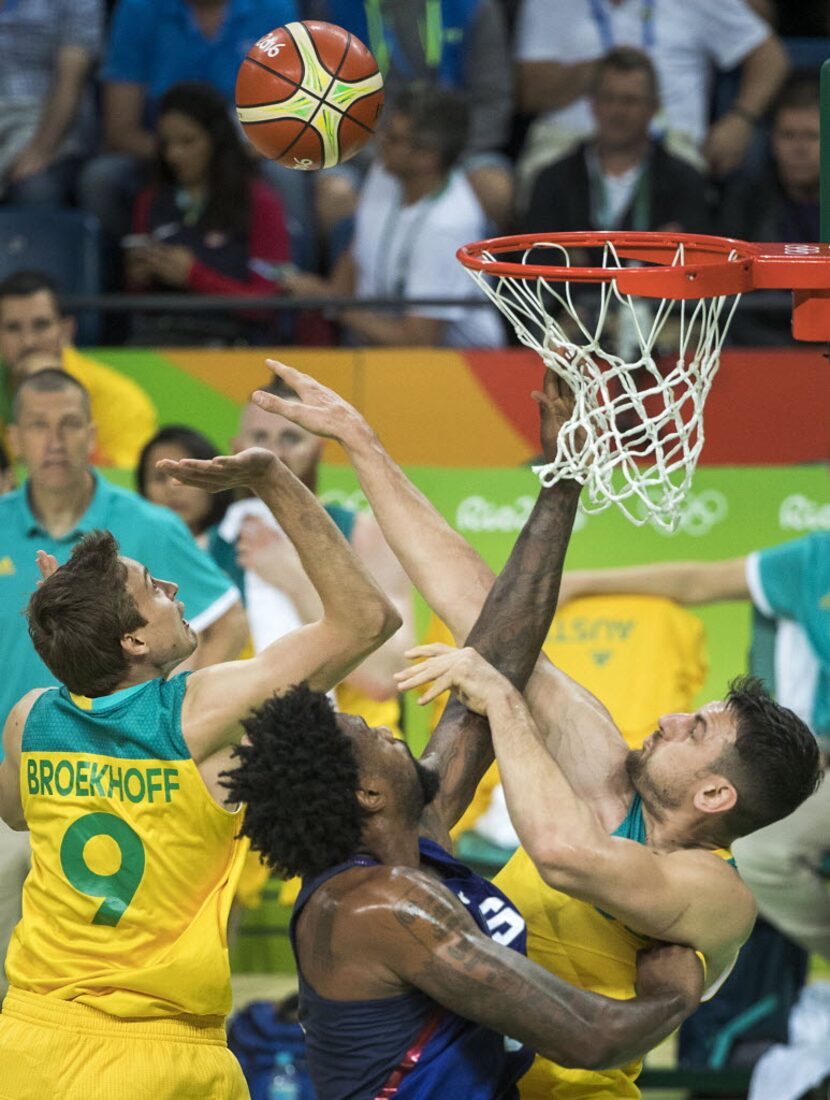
[259,365,822,1100]
[0,378,401,1100]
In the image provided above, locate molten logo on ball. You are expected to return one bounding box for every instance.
[235,20,385,170]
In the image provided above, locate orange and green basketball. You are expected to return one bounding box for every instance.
[235,20,384,171]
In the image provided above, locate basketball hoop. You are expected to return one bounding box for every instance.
[457,231,830,531]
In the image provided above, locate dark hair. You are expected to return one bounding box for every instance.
[774,71,820,116]
[12,368,91,423]
[136,424,232,534]
[222,685,366,878]
[391,83,469,172]
[27,531,147,696]
[594,46,659,101]
[0,270,61,313]
[0,439,10,473]
[155,81,256,236]
[716,676,822,841]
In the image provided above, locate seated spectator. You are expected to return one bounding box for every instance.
[77,0,300,275]
[304,0,514,230]
[721,73,820,344]
[125,82,291,346]
[523,48,712,236]
[284,84,505,348]
[0,271,157,467]
[0,0,102,207]
[136,425,233,548]
[514,0,790,200]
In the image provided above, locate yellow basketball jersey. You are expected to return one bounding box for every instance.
[496,846,647,1099]
[496,795,737,1100]
[7,675,247,1020]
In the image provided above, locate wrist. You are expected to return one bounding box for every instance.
[727,104,757,126]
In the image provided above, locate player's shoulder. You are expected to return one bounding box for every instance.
[314,862,446,916]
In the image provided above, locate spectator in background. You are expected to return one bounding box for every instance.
[137,425,233,549]
[304,0,514,230]
[125,83,290,346]
[77,0,299,276]
[284,85,505,348]
[720,74,819,244]
[0,271,157,468]
[0,0,103,206]
[721,73,820,344]
[523,48,711,237]
[514,0,790,202]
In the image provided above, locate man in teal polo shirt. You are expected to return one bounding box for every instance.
[0,366,247,995]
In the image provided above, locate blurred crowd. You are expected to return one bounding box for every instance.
[0,0,825,349]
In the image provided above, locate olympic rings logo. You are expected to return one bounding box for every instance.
[779,494,830,532]
[637,489,729,537]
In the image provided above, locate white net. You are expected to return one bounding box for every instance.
[464,239,742,532]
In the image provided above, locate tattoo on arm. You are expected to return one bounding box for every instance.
[388,875,691,1071]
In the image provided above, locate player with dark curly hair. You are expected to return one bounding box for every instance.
[224,371,705,1100]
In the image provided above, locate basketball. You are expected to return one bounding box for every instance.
[235,21,384,171]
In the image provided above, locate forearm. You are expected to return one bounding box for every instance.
[733,35,789,119]
[345,596,414,699]
[27,49,91,153]
[563,558,749,605]
[254,469,399,636]
[518,59,600,115]
[487,685,603,864]
[466,481,580,691]
[344,429,493,639]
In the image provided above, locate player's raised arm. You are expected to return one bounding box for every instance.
[164,445,401,760]
[416,373,583,834]
[559,557,750,607]
[256,361,629,804]
[349,867,703,1069]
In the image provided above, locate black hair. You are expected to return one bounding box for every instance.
[594,46,660,102]
[136,424,232,534]
[0,270,61,312]
[223,685,366,878]
[390,83,469,172]
[155,81,256,236]
[717,676,822,841]
[775,70,820,116]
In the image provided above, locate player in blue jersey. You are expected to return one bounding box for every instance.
[225,373,705,1099]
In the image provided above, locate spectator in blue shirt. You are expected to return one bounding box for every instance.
[77,0,299,277]
[0,0,103,206]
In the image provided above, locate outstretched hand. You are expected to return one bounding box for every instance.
[251,360,371,448]
[532,368,579,464]
[156,448,278,493]
[395,643,510,714]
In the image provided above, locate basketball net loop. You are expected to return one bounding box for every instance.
[465,241,741,532]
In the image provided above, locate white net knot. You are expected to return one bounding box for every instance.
[465,240,741,532]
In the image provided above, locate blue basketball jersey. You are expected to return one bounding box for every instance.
[290,836,532,1099]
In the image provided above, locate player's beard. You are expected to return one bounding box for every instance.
[625,749,683,817]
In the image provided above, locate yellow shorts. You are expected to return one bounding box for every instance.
[0,988,250,1100]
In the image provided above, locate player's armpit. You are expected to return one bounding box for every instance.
[356,867,699,1070]
[544,837,755,967]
